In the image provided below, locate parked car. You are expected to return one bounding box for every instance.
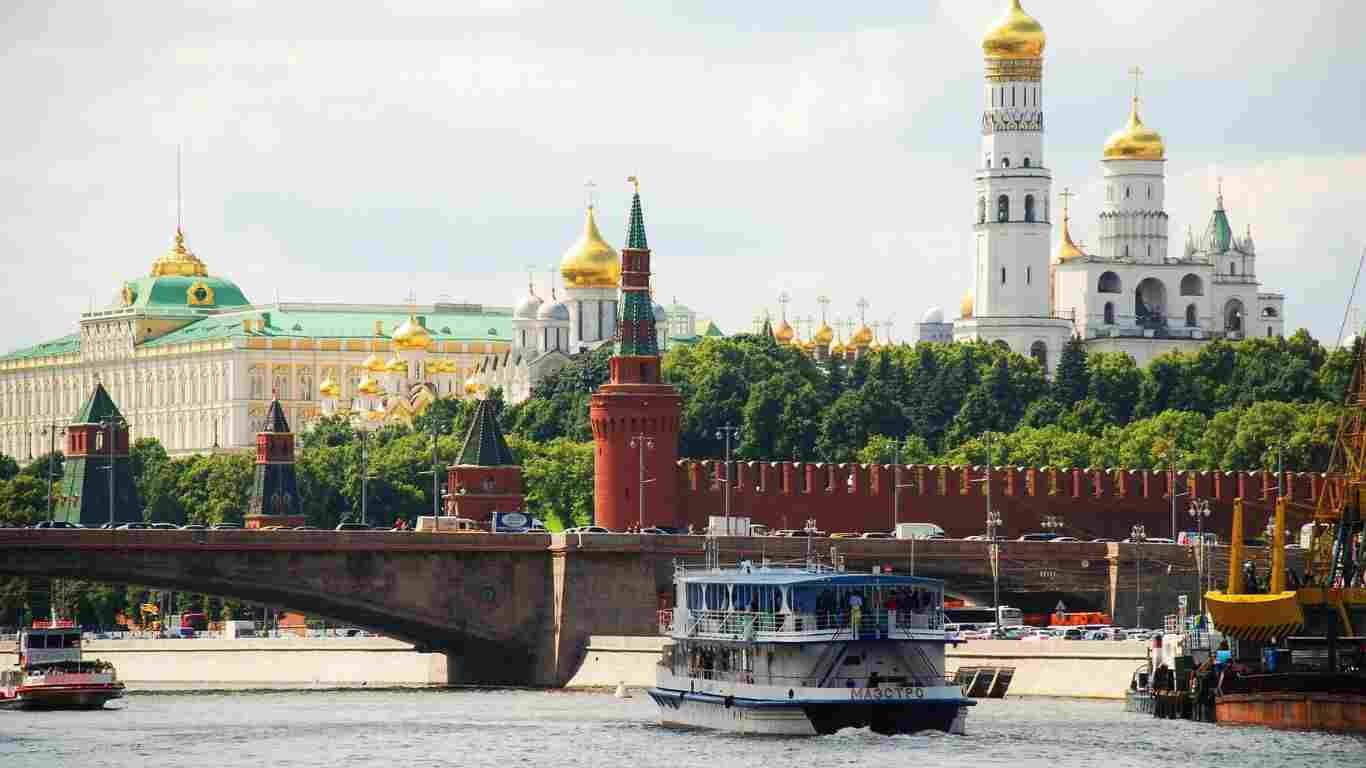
[114,522,150,530]
[32,521,82,529]
[211,523,243,530]
[831,532,861,539]
[860,532,894,539]
[1061,627,1085,640]
[148,522,178,530]
[564,526,610,534]
[1017,532,1060,542]
[1050,536,1082,542]
[335,522,373,531]
[292,525,319,531]
[179,524,207,530]
[639,527,672,535]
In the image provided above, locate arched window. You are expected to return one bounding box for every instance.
[1030,341,1048,369]
[1147,185,1152,200]
[1024,194,1036,222]
[1023,157,1031,168]
[1098,272,1122,294]
[986,156,992,168]
[1230,262,1237,275]
[1027,266,1032,285]
[1261,306,1279,318]
[1224,299,1244,334]
[1125,186,1131,199]
[997,195,1009,222]
[1104,302,1116,325]
[977,196,986,224]
[1147,244,1152,259]
[1001,267,1007,285]
[1002,157,1011,168]
[1180,274,1204,296]
[1185,304,1197,327]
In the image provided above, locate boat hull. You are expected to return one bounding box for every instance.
[1216,692,1366,733]
[0,684,124,711]
[648,688,969,736]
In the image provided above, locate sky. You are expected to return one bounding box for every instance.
[2,0,1364,351]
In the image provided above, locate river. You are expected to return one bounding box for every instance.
[1,689,1361,767]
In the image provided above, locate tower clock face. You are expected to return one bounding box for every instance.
[194,287,208,302]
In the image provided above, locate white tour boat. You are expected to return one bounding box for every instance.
[650,559,972,735]
[1,621,124,710]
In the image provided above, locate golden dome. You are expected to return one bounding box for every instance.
[982,0,1045,60]
[318,377,341,399]
[851,324,874,348]
[961,293,975,320]
[391,315,432,351]
[813,322,834,345]
[357,376,383,396]
[1056,215,1086,262]
[150,228,209,277]
[1103,100,1165,160]
[463,377,480,395]
[559,206,620,289]
[362,353,387,373]
[774,319,795,345]
[386,357,408,375]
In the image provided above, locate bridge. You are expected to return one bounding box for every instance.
[0,529,1289,685]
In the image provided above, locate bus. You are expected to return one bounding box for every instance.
[944,605,1023,628]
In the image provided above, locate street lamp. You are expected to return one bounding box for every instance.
[714,425,739,535]
[1042,514,1065,534]
[1188,499,1211,613]
[98,417,126,528]
[628,435,656,531]
[891,443,917,534]
[1131,524,1147,628]
[41,421,65,524]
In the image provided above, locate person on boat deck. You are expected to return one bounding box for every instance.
[849,593,864,638]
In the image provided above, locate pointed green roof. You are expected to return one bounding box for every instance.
[702,321,725,338]
[74,381,125,424]
[456,398,516,466]
[626,190,648,250]
[265,398,291,433]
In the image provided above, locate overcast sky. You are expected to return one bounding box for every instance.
[3,0,1363,351]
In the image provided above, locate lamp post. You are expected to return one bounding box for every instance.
[891,443,917,535]
[41,421,64,523]
[628,435,656,531]
[1131,524,1147,628]
[980,431,1003,628]
[98,417,125,528]
[714,425,739,535]
[1042,514,1065,535]
[1188,499,1211,613]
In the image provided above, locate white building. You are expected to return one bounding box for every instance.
[953,0,1073,372]
[912,307,954,344]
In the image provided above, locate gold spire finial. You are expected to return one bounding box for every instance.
[1059,186,1074,220]
[1128,65,1144,109]
[1056,187,1084,262]
[627,175,639,194]
[584,178,598,210]
[1217,175,1224,208]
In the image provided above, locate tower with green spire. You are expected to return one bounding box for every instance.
[445,397,524,523]
[55,380,141,526]
[590,178,683,530]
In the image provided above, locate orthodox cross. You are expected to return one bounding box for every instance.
[627,175,639,194]
[1058,187,1075,219]
[816,295,830,325]
[525,264,538,295]
[1128,65,1144,103]
[871,320,882,342]
[885,316,896,343]
[856,296,869,326]
[583,178,598,209]
[777,291,790,322]
[547,264,558,299]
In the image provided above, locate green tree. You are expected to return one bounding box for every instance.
[1087,352,1145,425]
[1053,336,1089,406]
[857,434,933,465]
[0,475,47,526]
[0,453,18,482]
[511,436,594,530]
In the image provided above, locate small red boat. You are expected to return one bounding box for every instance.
[1,620,124,711]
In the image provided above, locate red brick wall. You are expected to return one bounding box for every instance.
[673,461,1326,541]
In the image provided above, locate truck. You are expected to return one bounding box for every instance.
[707,516,751,537]
[223,620,257,639]
[895,522,946,540]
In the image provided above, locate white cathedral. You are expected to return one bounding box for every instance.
[954,1,1284,371]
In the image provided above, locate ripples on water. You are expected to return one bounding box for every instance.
[1,689,1361,768]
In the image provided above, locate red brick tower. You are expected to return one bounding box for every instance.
[590,179,682,530]
[245,398,305,529]
[446,397,524,522]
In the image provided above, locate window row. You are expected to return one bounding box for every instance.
[977,194,1048,224]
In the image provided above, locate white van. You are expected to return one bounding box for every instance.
[895,522,946,540]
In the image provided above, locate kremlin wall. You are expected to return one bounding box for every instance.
[641,461,1318,543]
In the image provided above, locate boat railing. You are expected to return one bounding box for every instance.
[667,607,943,640]
[679,666,954,689]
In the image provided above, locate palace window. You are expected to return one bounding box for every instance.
[1002,157,1011,168]
[1024,194,1036,222]
[1023,157,1031,168]
[997,195,1009,222]
[1186,304,1198,327]
[1001,267,1007,285]
[1104,302,1116,325]
[1027,266,1032,285]
[977,196,986,224]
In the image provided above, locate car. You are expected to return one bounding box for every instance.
[1050,536,1082,542]
[860,532,894,539]
[335,522,373,531]
[32,521,82,529]
[1090,537,1116,543]
[210,523,244,530]
[1017,532,1060,542]
[114,522,150,530]
[292,525,319,531]
[638,527,673,535]
[148,522,178,530]
[831,532,861,539]
[748,524,770,536]
[179,524,207,530]
[564,525,611,534]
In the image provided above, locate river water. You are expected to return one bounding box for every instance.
[1,689,1361,768]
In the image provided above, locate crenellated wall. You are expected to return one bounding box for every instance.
[674,461,1328,541]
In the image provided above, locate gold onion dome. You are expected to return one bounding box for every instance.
[391,315,431,351]
[357,376,382,396]
[150,228,209,277]
[982,0,1045,60]
[386,357,408,374]
[813,322,834,346]
[1056,216,1086,262]
[362,353,387,373]
[961,293,975,320]
[1103,100,1165,160]
[463,378,480,395]
[559,206,620,289]
[774,319,795,345]
[851,324,874,348]
[318,377,341,399]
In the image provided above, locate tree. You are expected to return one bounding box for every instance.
[1087,352,1145,425]
[0,475,47,526]
[0,453,18,482]
[1020,397,1063,428]
[1053,336,1090,406]
[20,451,63,482]
[857,435,933,465]
[512,437,594,531]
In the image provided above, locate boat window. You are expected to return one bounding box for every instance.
[704,583,729,611]
[730,584,782,612]
[65,633,81,648]
[687,583,704,610]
